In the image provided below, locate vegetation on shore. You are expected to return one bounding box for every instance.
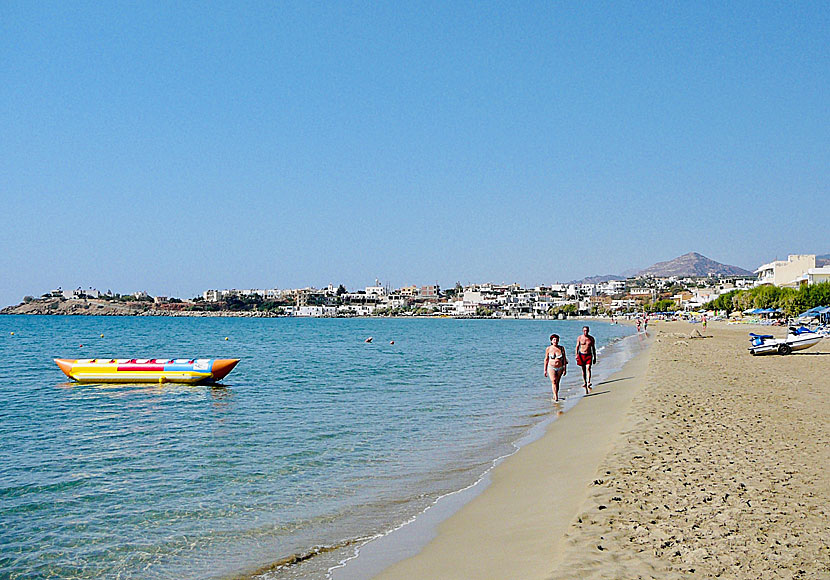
[704,281,830,317]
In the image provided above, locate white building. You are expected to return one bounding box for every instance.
[795,267,830,286]
[598,280,626,295]
[686,287,721,310]
[203,288,281,301]
[755,254,815,287]
[455,298,490,315]
[337,304,376,316]
[380,296,408,309]
[296,305,336,317]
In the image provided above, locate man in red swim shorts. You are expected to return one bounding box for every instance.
[575,326,597,394]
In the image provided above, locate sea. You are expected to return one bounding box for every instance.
[0,315,640,579]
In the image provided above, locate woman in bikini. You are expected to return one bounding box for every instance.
[544,333,568,402]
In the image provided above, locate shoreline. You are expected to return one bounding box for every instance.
[327,329,649,580]
[548,321,830,578]
[0,308,599,320]
[360,321,829,579]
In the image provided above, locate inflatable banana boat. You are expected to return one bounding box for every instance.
[54,358,239,384]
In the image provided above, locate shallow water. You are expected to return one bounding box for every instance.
[0,315,633,579]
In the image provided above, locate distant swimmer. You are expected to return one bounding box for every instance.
[575,326,597,394]
[365,337,373,343]
[544,333,568,402]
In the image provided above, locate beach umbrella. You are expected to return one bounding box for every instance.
[799,306,829,317]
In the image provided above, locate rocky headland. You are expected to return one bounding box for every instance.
[0,298,282,317]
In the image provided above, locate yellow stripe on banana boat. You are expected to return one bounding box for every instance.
[54,358,239,384]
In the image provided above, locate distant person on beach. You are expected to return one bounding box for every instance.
[643,316,649,331]
[575,326,597,393]
[702,315,707,331]
[636,318,642,332]
[544,334,568,402]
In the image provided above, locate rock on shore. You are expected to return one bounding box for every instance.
[0,298,281,317]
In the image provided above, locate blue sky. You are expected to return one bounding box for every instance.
[1,2,827,306]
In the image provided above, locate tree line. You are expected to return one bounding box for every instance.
[704,282,830,317]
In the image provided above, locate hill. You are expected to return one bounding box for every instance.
[817,254,830,267]
[637,252,753,277]
[572,252,754,283]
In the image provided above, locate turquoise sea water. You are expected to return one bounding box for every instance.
[0,315,634,579]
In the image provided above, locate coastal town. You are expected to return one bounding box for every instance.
[5,253,829,319]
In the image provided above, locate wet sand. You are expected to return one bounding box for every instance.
[374,322,830,579]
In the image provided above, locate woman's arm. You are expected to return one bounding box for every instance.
[543,347,549,376]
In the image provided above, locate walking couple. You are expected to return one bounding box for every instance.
[543,326,597,402]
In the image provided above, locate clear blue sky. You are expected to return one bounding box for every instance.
[1,1,827,306]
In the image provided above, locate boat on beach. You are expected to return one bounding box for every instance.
[54,358,239,384]
[748,326,823,356]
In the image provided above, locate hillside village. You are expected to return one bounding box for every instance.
[6,253,828,318]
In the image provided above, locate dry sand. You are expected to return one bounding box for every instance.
[374,322,830,579]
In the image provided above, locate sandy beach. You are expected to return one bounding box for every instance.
[374,322,830,579]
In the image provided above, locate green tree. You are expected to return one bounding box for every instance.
[732,291,753,313]
[785,281,830,317]
[444,282,463,300]
[551,304,577,317]
[707,290,739,313]
[752,285,788,309]
[650,299,676,312]
[475,306,494,317]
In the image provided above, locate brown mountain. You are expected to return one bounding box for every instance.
[637,252,753,277]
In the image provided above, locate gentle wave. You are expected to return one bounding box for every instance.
[0,315,634,580]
